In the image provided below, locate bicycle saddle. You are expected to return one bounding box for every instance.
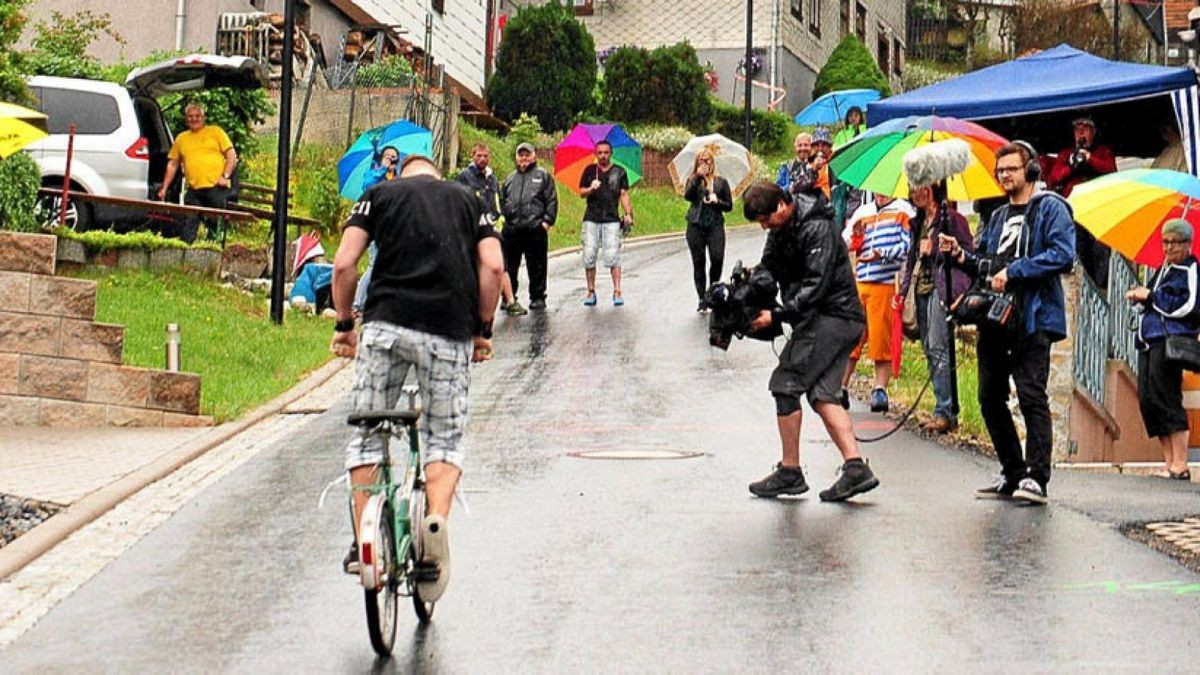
[347,409,421,427]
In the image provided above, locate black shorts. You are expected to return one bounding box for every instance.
[770,315,864,405]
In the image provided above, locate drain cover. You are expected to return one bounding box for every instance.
[568,449,704,460]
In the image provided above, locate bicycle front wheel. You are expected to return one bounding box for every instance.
[408,486,435,623]
[362,498,398,655]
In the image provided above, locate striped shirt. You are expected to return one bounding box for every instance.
[844,199,914,284]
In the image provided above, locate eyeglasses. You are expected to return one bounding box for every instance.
[1162,238,1191,247]
[995,166,1023,175]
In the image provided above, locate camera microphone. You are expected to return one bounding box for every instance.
[903,139,971,189]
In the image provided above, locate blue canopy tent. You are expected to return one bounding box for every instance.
[867,45,1200,172]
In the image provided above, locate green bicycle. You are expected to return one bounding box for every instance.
[347,391,436,656]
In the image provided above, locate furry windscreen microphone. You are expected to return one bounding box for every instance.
[903,139,972,188]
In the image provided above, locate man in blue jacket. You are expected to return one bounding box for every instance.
[940,141,1075,505]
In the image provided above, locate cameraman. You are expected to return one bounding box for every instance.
[1045,117,1115,289]
[741,182,879,502]
[939,142,1075,505]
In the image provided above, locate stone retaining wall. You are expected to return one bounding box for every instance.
[0,232,211,428]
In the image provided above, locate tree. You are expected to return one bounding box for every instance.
[1007,0,1150,62]
[603,43,711,130]
[27,10,125,79]
[0,0,32,105]
[487,1,597,132]
[813,35,892,100]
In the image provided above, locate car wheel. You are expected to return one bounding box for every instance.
[36,190,93,232]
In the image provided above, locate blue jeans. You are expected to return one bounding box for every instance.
[916,292,955,422]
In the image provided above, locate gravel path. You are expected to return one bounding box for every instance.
[1,494,63,549]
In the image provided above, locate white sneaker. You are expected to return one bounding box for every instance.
[416,514,450,601]
[1012,477,1048,505]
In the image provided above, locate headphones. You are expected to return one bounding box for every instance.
[1002,140,1041,183]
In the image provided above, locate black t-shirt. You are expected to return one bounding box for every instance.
[995,202,1028,263]
[579,163,629,223]
[345,175,499,340]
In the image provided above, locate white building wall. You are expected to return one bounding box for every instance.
[354,0,488,97]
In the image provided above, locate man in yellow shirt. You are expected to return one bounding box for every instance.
[158,103,237,242]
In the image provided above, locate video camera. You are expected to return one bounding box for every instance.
[788,160,820,196]
[706,261,783,350]
[949,259,1017,329]
[1069,138,1088,170]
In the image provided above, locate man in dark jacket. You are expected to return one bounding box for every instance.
[741,182,879,502]
[940,141,1075,505]
[501,142,558,310]
[458,143,524,315]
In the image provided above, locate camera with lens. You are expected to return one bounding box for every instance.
[950,259,1017,328]
[788,161,820,195]
[706,261,783,350]
[1069,139,1087,169]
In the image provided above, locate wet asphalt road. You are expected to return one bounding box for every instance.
[5,228,1200,672]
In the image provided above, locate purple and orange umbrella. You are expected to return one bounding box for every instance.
[554,123,642,196]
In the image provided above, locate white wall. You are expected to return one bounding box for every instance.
[353,0,488,97]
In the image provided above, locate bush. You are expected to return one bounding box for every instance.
[27,10,124,80]
[628,125,693,153]
[813,35,891,100]
[603,43,711,131]
[487,2,597,132]
[291,143,349,233]
[710,99,790,155]
[901,60,963,92]
[356,54,417,88]
[0,0,32,106]
[507,113,544,146]
[0,152,41,233]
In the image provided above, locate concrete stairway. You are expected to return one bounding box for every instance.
[0,232,210,427]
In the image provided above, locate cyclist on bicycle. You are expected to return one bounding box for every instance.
[331,154,505,602]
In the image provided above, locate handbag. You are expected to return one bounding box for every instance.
[900,260,920,340]
[1165,335,1200,372]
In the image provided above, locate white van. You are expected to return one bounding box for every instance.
[26,54,268,230]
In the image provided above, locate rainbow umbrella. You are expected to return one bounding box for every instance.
[1068,168,1200,267]
[830,115,1008,202]
[554,123,642,196]
[0,102,49,159]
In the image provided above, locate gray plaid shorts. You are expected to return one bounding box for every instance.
[344,321,472,470]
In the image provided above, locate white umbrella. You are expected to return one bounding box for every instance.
[668,133,755,199]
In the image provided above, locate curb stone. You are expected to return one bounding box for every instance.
[0,357,349,582]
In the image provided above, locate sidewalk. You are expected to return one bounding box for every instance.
[0,357,350,581]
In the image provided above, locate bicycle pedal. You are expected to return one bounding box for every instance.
[414,561,440,582]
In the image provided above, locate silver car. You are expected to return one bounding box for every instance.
[26,55,268,230]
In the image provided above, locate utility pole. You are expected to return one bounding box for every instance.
[744,0,753,151]
[270,0,295,325]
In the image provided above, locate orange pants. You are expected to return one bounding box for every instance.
[850,281,893,362]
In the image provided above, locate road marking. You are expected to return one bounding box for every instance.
[1064,580,1200,595]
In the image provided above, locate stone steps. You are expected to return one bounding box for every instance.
[0,232,210,428]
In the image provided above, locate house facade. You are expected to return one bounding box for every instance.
[506,0,906,116]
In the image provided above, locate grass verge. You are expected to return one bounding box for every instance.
[65,269,333,422]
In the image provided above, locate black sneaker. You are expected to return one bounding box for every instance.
[749,464,809,498]
[1012,477,1048,505]
[975,474,1018,500]
[819,460,879,502]
[840,389,851,410]
[529,298,547,311]
[342,542,359,575]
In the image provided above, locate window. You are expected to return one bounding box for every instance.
[877,33,890,74]
[893,37,903,75]
[431,0,444,13]
[855,3,867,41]
[840,0,850,36]
[808,0,821,36]
[573,0,594,16]
[37,88,120,135]
[790,0,802,22]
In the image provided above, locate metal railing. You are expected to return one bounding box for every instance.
[1073,271,1110,404]
[1108,255,1141,371]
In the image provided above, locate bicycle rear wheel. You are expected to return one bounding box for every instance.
[408,486,435,623]
[361,497,398,655]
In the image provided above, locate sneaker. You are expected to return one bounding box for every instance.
[748,464,809,498]
[1012,477,1048,505]
[925,416,958,434]
[342,541,359,575]
[506,300,528,316]
[696,300,708,313]
[975,474,1018,500]
[529,298,547,311]
[819,459,880,502]
[869,387,889,413]
[840,389,851,410]
[416,514,451,601]
[613,292,625,307]
[583,291,598,306]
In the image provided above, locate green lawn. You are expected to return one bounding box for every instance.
[66,269,333,422]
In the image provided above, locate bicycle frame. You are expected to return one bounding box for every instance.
[353,418,423,590]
